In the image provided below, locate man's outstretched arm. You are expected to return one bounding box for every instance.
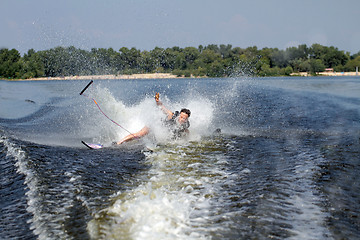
[155,93,173,120]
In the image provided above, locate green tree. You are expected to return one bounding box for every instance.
[219,44,232,58]
[207,60,223,77]
[20,49,45,78]
[183,47,199,69]
[150,47,166,72]
[119,47,141,73]
[344,56,360,72]
[0,48,21,78]
[204,44,220,54]
[322,46,348,68]
[285,44,309,61]
[284,66,294,76]
[299,60,311,72]
[351,51,360,59]
[309,44,348,68]
[309,59,326,73]
[270,48,287,68]
[162,48,177,71]
[198,48,221,65]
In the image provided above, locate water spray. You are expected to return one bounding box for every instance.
[79,80,134,136]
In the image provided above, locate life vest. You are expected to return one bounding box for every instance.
[164,111,190,138]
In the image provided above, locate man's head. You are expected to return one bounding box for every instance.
[180,108,191,117]
[178,108,191,125]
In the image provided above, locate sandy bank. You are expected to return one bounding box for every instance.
[291,71,359,77]
[23,73,180,81]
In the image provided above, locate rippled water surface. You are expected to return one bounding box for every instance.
[1,77,359,239]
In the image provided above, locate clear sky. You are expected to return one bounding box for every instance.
[1,0,359,55]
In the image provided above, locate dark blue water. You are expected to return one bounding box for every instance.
[1,77,359,239]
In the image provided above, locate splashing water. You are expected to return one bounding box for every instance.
[81,82,215,146]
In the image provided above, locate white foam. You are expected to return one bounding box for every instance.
[87,140,233,239]
[285,150,331,239]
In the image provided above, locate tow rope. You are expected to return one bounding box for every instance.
[79,80,134,136]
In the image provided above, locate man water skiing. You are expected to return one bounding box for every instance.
[113,93,191,145]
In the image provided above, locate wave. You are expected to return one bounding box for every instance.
[87,138,238,239]
[0,133,90,239]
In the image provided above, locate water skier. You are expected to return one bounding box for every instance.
[113,93,191,145]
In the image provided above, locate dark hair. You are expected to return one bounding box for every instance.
[180,108,191,117]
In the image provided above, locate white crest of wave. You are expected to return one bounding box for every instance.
[0,137,69,239]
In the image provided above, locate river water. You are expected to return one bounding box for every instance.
[1,76,359,239]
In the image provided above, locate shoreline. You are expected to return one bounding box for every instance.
[291,71,359,77]
[1,72,359,81]
[11,73,182,81]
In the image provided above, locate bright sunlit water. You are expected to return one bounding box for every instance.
[1,76,359,239]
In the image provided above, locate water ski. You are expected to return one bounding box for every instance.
[81,141,103,149]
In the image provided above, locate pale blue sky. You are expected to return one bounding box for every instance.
[1,0,359,55]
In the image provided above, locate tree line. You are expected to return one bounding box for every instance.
[1,44,360,79]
